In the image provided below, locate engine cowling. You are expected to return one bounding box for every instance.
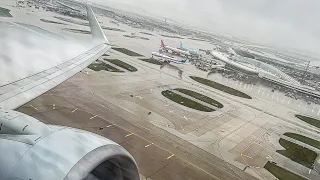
[0,109,140,180]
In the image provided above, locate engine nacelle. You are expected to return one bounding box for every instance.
[0,109,51,135]
[0,110,140,180]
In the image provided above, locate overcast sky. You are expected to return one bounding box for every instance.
[91,0,320,56]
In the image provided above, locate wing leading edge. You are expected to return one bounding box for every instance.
[0,5,110,110]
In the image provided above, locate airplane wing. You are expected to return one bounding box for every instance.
[0,6,110,110]
[0,5,140,180]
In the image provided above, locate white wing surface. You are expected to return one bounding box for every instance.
[0,6,140,180]
[0,6,110,110]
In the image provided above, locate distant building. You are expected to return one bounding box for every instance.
[211,50,320,98]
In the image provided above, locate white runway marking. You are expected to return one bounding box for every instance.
[136,95,144,99]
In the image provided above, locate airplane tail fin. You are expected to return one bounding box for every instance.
[86,5,109,44]
[161,40,165,47]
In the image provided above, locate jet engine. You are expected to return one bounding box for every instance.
[0,109,140,180]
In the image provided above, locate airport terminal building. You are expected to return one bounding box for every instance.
[211,50,320,98]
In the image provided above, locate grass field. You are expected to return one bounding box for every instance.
[277,138,317,169]
[107,59,137,72]
[139,58,163,65]
[295,114,320,128]
[175,88,223,108]
[0,7,12,17]
[40,19,66,25]
[140,32,154,36]
[55,16,125,32]
[190,76,252,99]
[162,90,214,112]
[264,162,306,180]
[88,61,124,72]
[112,47,143,57]
[64,28,90,34]
[54,16,88,26]
[188,37,209,42]
[284,132,320,150]
[123,35,149,40]
[160,34,184,39]
[102,26,125,32]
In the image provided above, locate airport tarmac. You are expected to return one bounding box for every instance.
[13,49,257,180]
[15,47,320,180]
[18,94,256,180]
[3,0,320,179]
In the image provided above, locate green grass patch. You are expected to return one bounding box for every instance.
[284,133,320,150]
[123,35,149,40]
[160,34,184,39]
[190,76,252,99]
[40,19,66,25]
[64,28,90,34]
[162,90,214,112]
[140,32,154,36]
[102,26,125,32]
[88,60,124,72]
[139,58,163,65]
[54,16,124,32]
[188,37,209,42]
[112,47,143,57]
[264,161,306,180]
[106,59,137,72]
[0,7,12,17]
[277,138,317,169]
[175,88,223,108]
[54,16,88,26]
[295,114,320,129]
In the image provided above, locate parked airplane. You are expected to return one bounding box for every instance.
[160,40,191,57]
[151,52,187,64]
[178,42,200,56]
[0,5,139,180]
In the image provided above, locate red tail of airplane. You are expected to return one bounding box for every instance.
[161,40,165,47]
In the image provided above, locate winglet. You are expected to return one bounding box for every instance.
[86,5,109,44]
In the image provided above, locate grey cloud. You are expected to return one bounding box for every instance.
[92,0,320,56]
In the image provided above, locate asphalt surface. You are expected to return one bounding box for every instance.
[17,90,258,180]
